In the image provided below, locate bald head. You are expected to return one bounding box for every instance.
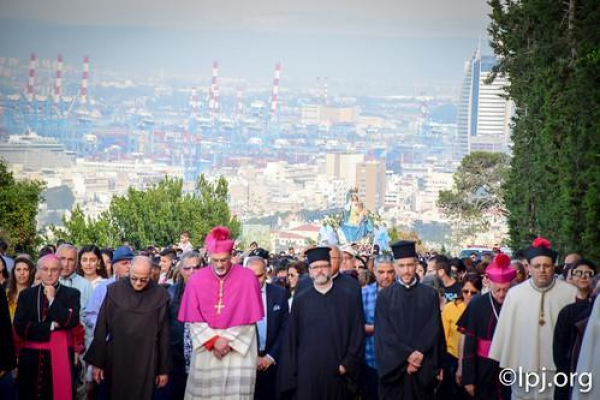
[131,256,153,275]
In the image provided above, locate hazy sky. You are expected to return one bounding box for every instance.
[0,0,492,95]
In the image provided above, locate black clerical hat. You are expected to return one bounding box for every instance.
[390,240,417,259]
[525,237,558,263]
[250,248,270,260]
[305,246,331,265]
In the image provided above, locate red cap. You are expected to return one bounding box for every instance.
[486,253,517,283]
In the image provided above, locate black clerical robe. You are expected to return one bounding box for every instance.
[0,290,16,373]
[553,299,592,400]
[457,292,510,400]
[296,272,362,299]
[14,283,81,400]
[85,278,171,400]
[278,283,365,400]
[375,281,445,400]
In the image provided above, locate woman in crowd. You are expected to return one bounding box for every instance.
[286,261,306,309]
[569,259,596,300]
[77,245,108,289]
[5,256,36,321]
[441,272,482,399]
[416,261,426,281]
[0,256,8,289]
[101,248,114,278]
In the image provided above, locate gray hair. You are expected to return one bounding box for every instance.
[179,251,201,266]
[56,243,78,255]
[374,254,395,270]
[246,256,267,269]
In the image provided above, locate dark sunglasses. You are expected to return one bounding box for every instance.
[462,289,479,295]
[182,265,202,271]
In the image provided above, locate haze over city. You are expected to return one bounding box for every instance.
[0,0,491,94]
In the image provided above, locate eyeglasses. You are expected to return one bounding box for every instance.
[462,289,479,295]
[572,270,595,278]
[309,265,331,270]
[130,276,150,283]
[182,265,202,271]
[287,273,298,278]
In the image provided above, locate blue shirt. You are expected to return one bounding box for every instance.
[84,276,116,334]
[362,282,378,369]
[60,273,93,320]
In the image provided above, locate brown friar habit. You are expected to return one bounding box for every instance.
[85,278,171,400]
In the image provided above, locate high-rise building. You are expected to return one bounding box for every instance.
[326,153,365,188]
[355,161,386,212]
[455,46,514,160]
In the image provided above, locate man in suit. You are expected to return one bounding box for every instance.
[247,256,290,400]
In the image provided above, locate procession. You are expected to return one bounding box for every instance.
[1,222,598,400]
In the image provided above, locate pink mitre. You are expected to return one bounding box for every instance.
[486,253,516,283]
[205,226,234,254]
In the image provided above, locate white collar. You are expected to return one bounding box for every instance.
[398,277,418,289]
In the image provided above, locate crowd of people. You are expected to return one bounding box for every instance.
[0,231,598,400]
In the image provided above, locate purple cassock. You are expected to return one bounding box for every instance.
[178,264,264,329]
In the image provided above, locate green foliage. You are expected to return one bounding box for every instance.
[0,160,44,254]
[489,0,600,259]
[57,175,240,249]
[437,151,510,243]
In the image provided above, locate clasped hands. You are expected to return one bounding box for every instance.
[213,337,232,360]
[406,350,424,374]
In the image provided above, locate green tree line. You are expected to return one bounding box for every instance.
[0,161,44,254]
[488,0,600,259]
[51,174,240,250]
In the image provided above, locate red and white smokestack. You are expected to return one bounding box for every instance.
[208,60,219,113]
[27,53,36,103]
[80,55,90,105]
[235,86,245,120]
[323,77,328,104]
[190,87,198,115]
[270,62,281,118]
[53,53,63,107]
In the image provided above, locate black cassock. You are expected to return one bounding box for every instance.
[14,283,80,399]
[278,284,365,400]
[85,279,171,400]
[375,281,445,400]
[552,299,592,400]
[457,292,510,400]
[0,290,16,372]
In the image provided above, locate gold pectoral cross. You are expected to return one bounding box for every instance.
[215,279,225,314]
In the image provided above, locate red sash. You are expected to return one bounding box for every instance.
[476,339,492,358]
[23,330,73,400]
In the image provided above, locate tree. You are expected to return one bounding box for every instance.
[437,151,510,244]
[0,160,44,254]
[489,0,600,259]
[57,175,240,249]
